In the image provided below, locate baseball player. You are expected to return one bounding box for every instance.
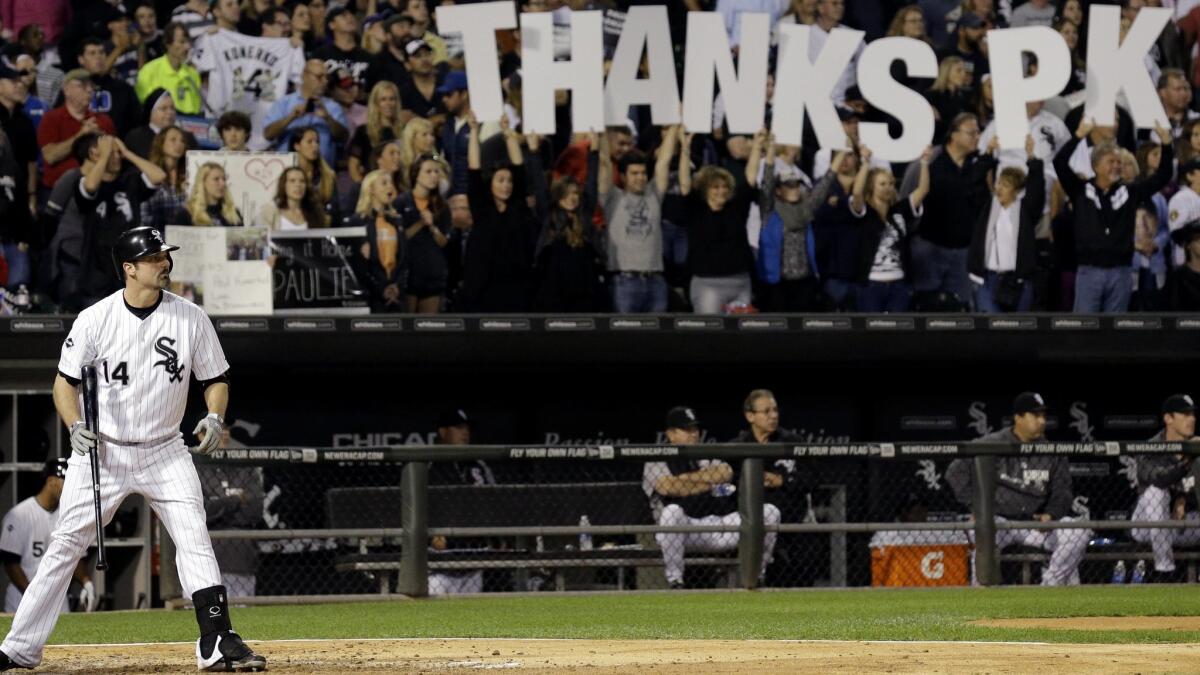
[0,459,95,614]
[643,407,780,589]
[1130,394,1200,583]
[0,227,265,672]
[946,393,1093,585]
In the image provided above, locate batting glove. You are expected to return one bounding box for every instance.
[79,580,97,612]
[190,413,224,455]
[69,421,97,456]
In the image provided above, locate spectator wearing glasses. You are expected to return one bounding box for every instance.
[263,58,348,168]
[909,112,991,308]
[135,22,202,116]
[37,69,116,190]
[11,55,46,132]
[16,24,64,111]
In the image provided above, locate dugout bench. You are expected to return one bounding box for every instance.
[327,483,741,593]
[1000,543,1200,585]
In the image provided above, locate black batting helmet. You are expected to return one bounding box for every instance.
[112,227,179,281]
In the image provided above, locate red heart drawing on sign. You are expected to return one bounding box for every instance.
[244,158,287,191]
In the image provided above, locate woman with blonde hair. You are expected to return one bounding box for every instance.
[257,166,327,230]
[348,81,406,182]
[885,5,934,94]
[288,126,339,222]
[184,163,243,227]
[141,126,190,230]
[348,170,407,312]
[398,116,439,190]
[926,56,970,142]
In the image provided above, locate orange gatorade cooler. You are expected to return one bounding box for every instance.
[869,530,970,587]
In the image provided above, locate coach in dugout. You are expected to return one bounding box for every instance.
[644,407,780,589]
[946,392,1092,585]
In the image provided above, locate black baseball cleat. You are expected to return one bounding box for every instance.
[196,630,267,672]
[0,650,29,671]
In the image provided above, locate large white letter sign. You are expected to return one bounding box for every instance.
[521,11,606,134]
[681,12,770,134]
[771,24,865,148]
[1084,5,1171,128]
[604,5,680,126]
[435,1,517,121]
[856,37,937,161]
[988,26,1070,149]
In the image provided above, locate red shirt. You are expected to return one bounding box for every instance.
[37,107,116,188]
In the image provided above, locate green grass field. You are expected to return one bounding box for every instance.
[5,586,1199,647]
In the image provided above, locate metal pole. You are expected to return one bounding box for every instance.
[972,455,999,586]
[739,458,764,589]
[398,461,429,597]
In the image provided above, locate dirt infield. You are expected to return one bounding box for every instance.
[24,638,1200,673]
[974,616,1200,631]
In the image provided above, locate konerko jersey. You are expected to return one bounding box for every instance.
[58,290,229,444]
[0,498,67,613]
[193,29,304,151]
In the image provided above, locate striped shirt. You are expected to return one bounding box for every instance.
[171,4,215,41]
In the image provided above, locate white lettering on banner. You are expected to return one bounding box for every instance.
[855,36,938,159]
[603,5,680,126]
[772,24,864,149]
[434,1,517,121]
[444,3,1169,161]
[682,12,770,135]
[1084,5,1171,128]
[920,551,946,580]
[521,11,606,134]
[987,26,1071,150]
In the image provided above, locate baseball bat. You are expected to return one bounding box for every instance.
[80,365,108,571]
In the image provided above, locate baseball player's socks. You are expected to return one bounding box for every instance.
[193,585,266,672]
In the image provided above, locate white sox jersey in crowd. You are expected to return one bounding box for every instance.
[0,498,68,614]
[1169,185,1200,267]
[58,290,229,444]
[193,29,304,151]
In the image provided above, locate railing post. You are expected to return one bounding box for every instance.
[739,457,765,589]
[972,455,999,586]
[398,461,429,597]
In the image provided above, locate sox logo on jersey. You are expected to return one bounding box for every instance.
[154,337,185,383]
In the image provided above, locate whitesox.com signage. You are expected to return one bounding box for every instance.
[440,2,1173,161]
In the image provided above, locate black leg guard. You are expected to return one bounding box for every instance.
[193,585,233,637]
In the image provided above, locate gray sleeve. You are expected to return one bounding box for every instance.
[793,172,837,229]
[1138,456,1191,490]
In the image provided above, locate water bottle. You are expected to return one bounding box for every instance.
[1111,560,1126,584]
[578,515,593,551]
[1131,560,1146,584]
[12,285,29,310]
[535,535,545,552]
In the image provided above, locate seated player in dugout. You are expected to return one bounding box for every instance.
[644,407,780,589]
[1130,394,1200,583]
[0,459,96,614]
[946,393,1093,585]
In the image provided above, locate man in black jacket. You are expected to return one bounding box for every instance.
[946,392,1092,585]
[1130,394,1199,582]
[1053,117,1173,313]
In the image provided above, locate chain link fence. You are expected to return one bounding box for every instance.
[171,442,1200,602]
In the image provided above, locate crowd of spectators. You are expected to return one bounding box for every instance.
[2,0,1200,314]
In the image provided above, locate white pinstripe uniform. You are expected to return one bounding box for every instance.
[0,498,69,614]
[1,290,228,667]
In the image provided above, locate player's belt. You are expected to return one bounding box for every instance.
[98,432,179,448]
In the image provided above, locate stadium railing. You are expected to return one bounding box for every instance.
[172,441,1200,604]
